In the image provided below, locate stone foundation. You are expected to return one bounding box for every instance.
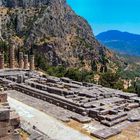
[0,69,140,139]
[0,90,20,139]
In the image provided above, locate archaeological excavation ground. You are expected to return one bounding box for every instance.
[1,0,140,140]
[0,46,140,140]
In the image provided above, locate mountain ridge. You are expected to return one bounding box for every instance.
[96,30,140,56]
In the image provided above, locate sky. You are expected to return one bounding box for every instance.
[67,0,140,35]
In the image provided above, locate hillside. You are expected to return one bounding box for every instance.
[0,0,117,72]
[96,30,140,56]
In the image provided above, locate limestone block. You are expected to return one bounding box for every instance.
[91,128,121,139]
[0,109,10,121]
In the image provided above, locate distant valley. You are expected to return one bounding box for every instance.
[96,30,140,56]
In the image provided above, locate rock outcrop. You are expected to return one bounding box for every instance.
[0,0,116,71]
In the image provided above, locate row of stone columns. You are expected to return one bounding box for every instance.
[0,45,35,70]
[18,53,35,70]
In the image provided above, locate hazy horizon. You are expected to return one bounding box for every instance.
[67,0,140,35]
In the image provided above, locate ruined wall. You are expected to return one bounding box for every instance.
[0,90,20,139]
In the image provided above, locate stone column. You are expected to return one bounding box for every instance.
[9,45,15,69]
[0,53,4,69]
[17,75,24,83]
[19,52,24,69]
[0,17,4,41]
[30,55,35,71]
[24,54,29,69]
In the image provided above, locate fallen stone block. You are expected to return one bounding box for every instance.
[109,109,118,115]
[65,95,75,98]
[10,111,20,126]
[91,128,121,139]
[82,100,97,108]
[71,114,92,123]
[89,109,100,118]
[0,92,7,103]
[99,109,110,115]
[117,92,137,99]
[128,108,140,122]
[60,77,72,83]
[96,96,104,100]
[97,115,106,121]
[124,107,131,111]
[60,117,70,122]
[131,97,140,103]
[106,112,127,121]
[0,109,10,121]
[128,103,139,109]
[101,116,128,127]
[71,80,82,86]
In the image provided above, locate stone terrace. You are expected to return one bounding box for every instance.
[0,69,140,139]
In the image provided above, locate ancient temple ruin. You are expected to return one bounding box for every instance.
[0,44,35,70]
[0,68,139,139]
[0,44,140,139]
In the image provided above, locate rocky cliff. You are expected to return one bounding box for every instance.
[0,0,116,72]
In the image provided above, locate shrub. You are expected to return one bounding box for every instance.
[99,71,120,88]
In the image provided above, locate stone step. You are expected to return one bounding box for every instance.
[128,103,139,109]
[117,92,137,99]
[132,97,140,103]
[101,116,128,127]
[71,115,92,123]
[106,112,127,121]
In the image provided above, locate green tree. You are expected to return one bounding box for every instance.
[99,71,120,88]
[114,80,124,90]
[0,41,9,63]
[47,66,66,77]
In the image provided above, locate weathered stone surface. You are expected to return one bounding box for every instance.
[128,103,139,109]
[0,92,7,102]
[21,120,50,140]
[128,108,140,121]
[0,90,20,139]
[132,97,140,103]
[101,116,128,127]
[1,69,140,138]
[116,92,137,99]
[0,109,10,121]
[91,128,121,139]
[71,114,92,123]
[106,112,127,121]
